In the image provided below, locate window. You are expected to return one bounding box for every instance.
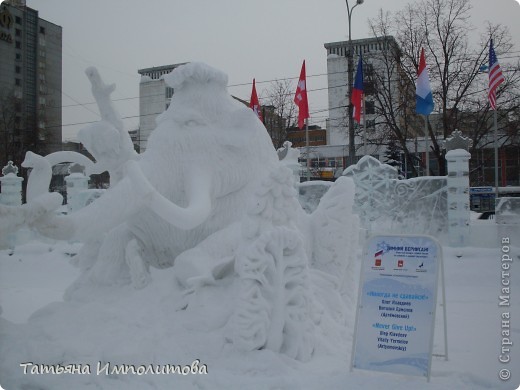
[15,65,21,73]
[365,101,375,115]
[15,53,21,61]
[15,78,21,86]
[15,28,21,37]
[15,16,21,24]
[366,119,376,130]
[15,41,21,49]
[364,81,376,95]
[364,63,374,78]
[39,26,45,34]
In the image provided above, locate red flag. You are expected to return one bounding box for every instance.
[294,60,309,129]
[249,78,263,122]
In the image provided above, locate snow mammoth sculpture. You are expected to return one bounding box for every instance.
[1,63,361,366]
[33,62,280,278]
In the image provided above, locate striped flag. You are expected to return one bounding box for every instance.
[488,39,505,110]
[352,53,364,123]
[249,78,263,122]
[416,48,434,116]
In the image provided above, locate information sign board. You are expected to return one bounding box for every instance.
[352,235,442,379]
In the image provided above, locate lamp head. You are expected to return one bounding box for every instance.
[357,0,364,4]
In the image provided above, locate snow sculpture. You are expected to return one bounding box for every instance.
[21,150,95,204]
[32,62,281,287]
[444,130,472,247]
[232,166,315,361]
[277,141,301,186]
[21,152,52,202]
[64,164,90,213]
[0,161,23,206]
[344,155,448,236]
[1,63,360,367]
[78,67,138,183]
[0,191,62,249]
[445,149,471,247]
[230,166,359,361]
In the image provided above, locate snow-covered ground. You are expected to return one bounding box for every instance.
[0,63,518,389]
[1,226,518,390]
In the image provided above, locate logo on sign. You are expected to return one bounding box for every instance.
[374,250,383,267]
[398,260,404,268]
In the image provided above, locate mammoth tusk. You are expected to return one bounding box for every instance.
[125,160,212,231]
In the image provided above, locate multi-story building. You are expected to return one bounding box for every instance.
[137,63,185,152]
[293,37,406,180]
[0,0,62,167]
[324,36,404,155]
[293,36,428,181]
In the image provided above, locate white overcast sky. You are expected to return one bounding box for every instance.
[23,0,520,141]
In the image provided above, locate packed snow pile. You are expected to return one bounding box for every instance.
[0,63,362,389]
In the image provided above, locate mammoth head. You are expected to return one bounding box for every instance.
[33,62,279,243]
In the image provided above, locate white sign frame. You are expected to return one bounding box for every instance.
[350,234,444,381]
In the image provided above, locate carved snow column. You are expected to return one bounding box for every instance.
[65,164,89,213]
[0,161,24,206]
[0,162,24,250]
[277,141,301,187]
[445,130,472,247]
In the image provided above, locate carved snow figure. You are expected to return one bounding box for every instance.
[33,62,281,288]
[0,63,360,371]
[79,67,138,183]
[21,152,53,203]
[231,166,316,361]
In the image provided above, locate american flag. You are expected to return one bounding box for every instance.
[488,39,505,110]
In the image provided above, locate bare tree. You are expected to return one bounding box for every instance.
[369,0,520,176]
[261,79,297,149]
[366,11,422,176]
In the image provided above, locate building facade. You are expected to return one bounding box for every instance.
[137,64,185,152]
[324,36,402,149]
[286,126,326,148]
[295,36,405,180]
[0,0,62,167]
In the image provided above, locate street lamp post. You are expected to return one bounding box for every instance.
[346,0,364,167]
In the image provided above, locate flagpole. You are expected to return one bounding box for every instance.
[306,119,310,181]
[487,37,505,201]
[362,93,367,156]
[494,109,499,198]
[425,115,429,176]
